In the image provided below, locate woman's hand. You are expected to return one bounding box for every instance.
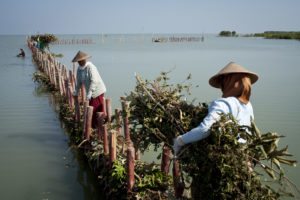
[173,136,185,155]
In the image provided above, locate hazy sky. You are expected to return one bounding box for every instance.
[1,0,299,34]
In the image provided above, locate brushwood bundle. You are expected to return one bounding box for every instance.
[30,33,58,51]
[124,71,208,154]
[124,71,299,199]
[31,34,57,45]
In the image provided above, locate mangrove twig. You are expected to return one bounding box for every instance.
[77,139,89,148]
[135,73,185,134]
[250,156,300,194]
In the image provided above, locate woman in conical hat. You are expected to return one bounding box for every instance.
[173,62,259,154]
[72,51,107,127]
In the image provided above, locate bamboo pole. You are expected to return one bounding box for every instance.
[115,108,122,136]
[64,79,69,101]
[96,112,104,140]
[57,65,63,96]
[85,106,93,140]
[127,146,135,192]
[45,60,49,76]
[48,61,52,84]
[63,65,68,82]
[50,62,54,85]
[74,95,80,122]
[105,98,112,122]
[102,97,107,117]
[66,82,70,105]
[68,84,74,108]
[52,63,57,89]
[82,101,89,139]
[103,124,109,163]
[172,160,185,198]
[61,74,66,97]
[120,96,131,144]
[161,145,172,174]
[109,130,117,168]
[135,149,140,160]
[69,70,74,91]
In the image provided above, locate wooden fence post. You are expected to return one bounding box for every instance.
[127,146,135,192]
[85,106,93,140]
[48,61,53,84]
[109,130,117,169]
[57,65,63,96]
[172,160,185,198]
[103,97,107,117]
[161,145,172,174]
[103,124,109,165]
[65,79,69,102]
[120,96,131,144]
[69,70,75,92]
[105,98,112,122]
[82,101,89,139]
[115,109,122,136]
[96,112,104,140]
[68,84,74,108]
[52,63,57,89]
[74,95,80,122]
[135,149,140,160]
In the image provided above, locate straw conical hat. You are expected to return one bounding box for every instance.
[209,62,259,88]
[72,51,92,62]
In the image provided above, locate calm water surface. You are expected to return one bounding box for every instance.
[0,36,102,200]
[0,34,299,199]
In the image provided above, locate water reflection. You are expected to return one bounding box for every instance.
[34,83,105,200]
[74,149,105,200]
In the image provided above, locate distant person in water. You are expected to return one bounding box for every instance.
[72,51,107,127]
[17,48,25,57]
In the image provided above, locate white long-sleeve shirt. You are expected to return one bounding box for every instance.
[181,97,254,144]
[74,61,106,99]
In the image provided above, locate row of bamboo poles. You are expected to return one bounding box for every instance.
[27,40,184,198]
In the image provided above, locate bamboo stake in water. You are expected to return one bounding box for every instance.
[97,112,104,140]
[68,84,74,108]
[103,124,109,166]
[127,146,135,192]
[57,65,63,96]
[85,106,93,140]
[135,149,140,160]
[82,101,89,139]
[109,130,117,168]
[115,108,122,136]
[105,98,112,122]
[172,160,185,198]
[161,145,172,174]
[120,96,131,144]
[74,95,80,122]
[53,63,57,89]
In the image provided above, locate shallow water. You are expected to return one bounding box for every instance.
[0,35,102,200]
[0,34,299,199]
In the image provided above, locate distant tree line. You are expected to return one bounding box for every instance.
[219,30,238,37]
[243,31,300,40]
